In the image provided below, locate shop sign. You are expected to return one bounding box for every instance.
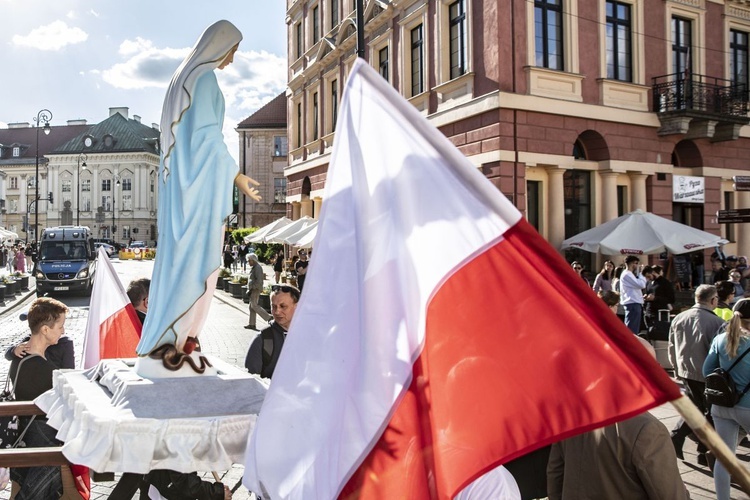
[673,176,705,203]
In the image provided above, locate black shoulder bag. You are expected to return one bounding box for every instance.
[0,355,36,448]
[705,345,750,407]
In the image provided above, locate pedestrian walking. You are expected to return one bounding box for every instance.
[245,253,271,330]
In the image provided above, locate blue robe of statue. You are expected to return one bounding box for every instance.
[136,71,238,355]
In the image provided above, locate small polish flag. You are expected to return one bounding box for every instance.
[81,247,142,369]
[243,60,681,499]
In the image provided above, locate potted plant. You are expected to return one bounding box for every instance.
[229,275,244,298]
[258,284,272,312]
[217,267,231,289]
[14,271,29,290]
[3,276,16,296]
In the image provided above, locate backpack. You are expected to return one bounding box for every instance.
[705,345,750,407]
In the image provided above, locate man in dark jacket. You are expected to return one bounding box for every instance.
[643,265,675,331]
[245,284,299,378]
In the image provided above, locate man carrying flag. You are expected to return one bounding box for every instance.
[243,60,734,499]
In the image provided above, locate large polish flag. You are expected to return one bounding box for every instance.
[81,247,142,369]
[244,60,681,499]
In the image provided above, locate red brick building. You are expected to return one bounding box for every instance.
[285,0,750,271]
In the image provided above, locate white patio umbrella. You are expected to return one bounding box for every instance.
[264,216,317,244]
[244,217,292,244]
[561,209,728,255]
[284,220,318,247]
[0,228,18,241]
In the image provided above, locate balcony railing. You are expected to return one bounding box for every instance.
[652,73,749,117]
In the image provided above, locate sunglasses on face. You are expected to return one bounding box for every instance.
[271,284,300,300]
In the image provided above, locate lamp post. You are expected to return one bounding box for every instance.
[112,174,120,243]
[77,153,87,226]
[33,109,52,246]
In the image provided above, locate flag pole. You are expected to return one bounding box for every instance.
[671,395,750,494]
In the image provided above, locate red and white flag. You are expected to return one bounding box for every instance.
[243,59,681,499]
[81,247,141,369]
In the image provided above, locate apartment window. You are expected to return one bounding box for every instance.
[411,24,424,96]
[295,22,303,59]
[331,0,339,27]
[605,1,632,81]
[296,102,302,147]
[102,195,112,212]
[9,200,17,213]
[379,46,389,81]
[122,225,131,240]
[672,16,691,76]
[82,179,91,192]
[274,178,287,203]
[617,185,628,216]
[82,196,91,212]
[731,29,749,93]
[274,136,288,156]
[62,180,72,193]
[12,147,19,157]
[313,92,319,140]
[123,194,132,211]
[313,5,320,43]
[9,177,17,190]
[102,179,111,192]
[122,178,132,191]
[331,80,338,130]
[534,0,563,70]
[449,0,467,79]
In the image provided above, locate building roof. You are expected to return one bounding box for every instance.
[0,124,91,166]
[237,93,287,129]
[51,112,160,155]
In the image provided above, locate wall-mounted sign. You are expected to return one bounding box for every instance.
[673,176,705,203]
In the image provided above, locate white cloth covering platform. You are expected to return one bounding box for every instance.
[35,357,268,474]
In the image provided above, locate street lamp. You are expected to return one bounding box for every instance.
[33,109,52,246]
[77,153,87,226]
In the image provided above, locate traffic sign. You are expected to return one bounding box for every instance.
[718,208,750,223]
[733,176,750,191]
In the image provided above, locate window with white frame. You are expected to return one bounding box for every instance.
[411,24,424,96]
[274,178,287,203]
[12,147,19,157]
[296,101,303,148]
[102,195,112,211]
[312,4,320,44]
[449,0,467,79]
[62,180,72,193]
[9,199,17,213]
[312,91,319,141]
[122,178,132,191]
[672,16,692,76]
[9,177,17,190]
[123,194,132,211]
[606,1,632,81]
[82,195,91,212]
[82,179,91,192]
[330,0,339,29]
[295,22,303,59]
[535,0,563,70]
[731,29,749,92]
[102,179,112,192]
[379,46,389,81]
[274,136,288,156]
[122,225,130,240]
[331,79,338,131]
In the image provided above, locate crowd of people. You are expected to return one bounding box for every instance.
[0,243,36,274]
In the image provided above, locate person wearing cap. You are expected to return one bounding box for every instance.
[669,284,725,464]
[703,298,750,500]
[245,253,271,331]
[619,255,648,334]
[245,284,299,378]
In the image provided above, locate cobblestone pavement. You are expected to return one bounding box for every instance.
[0,264,747,498]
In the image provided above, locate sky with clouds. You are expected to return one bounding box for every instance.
[0,0,287,160]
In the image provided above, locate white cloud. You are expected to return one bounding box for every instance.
[101,38,187,90]
[66,10,75,19]
[12,20,88,51]
[89,9,99,18]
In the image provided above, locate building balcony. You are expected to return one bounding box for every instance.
[652,73,750,142]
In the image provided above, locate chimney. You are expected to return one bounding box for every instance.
[7,122,31,129]
[109,107,129,118]
[152,123,160,131]
[67,119,87,126]
[133,115,141,123]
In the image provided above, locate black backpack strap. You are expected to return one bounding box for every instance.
[725,343,750,374]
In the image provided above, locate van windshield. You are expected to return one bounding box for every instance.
[40,241,89,261]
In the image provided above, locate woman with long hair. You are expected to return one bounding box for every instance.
[703,298,750,500]
[592,260,615,294]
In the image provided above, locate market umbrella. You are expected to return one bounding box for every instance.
[264,216,317,244]
[244,217,292,244]
[0,228,18,241]
[284,220,318,248]
[561,209,728,255]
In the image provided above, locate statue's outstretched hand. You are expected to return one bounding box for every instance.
[235,173,262,202]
